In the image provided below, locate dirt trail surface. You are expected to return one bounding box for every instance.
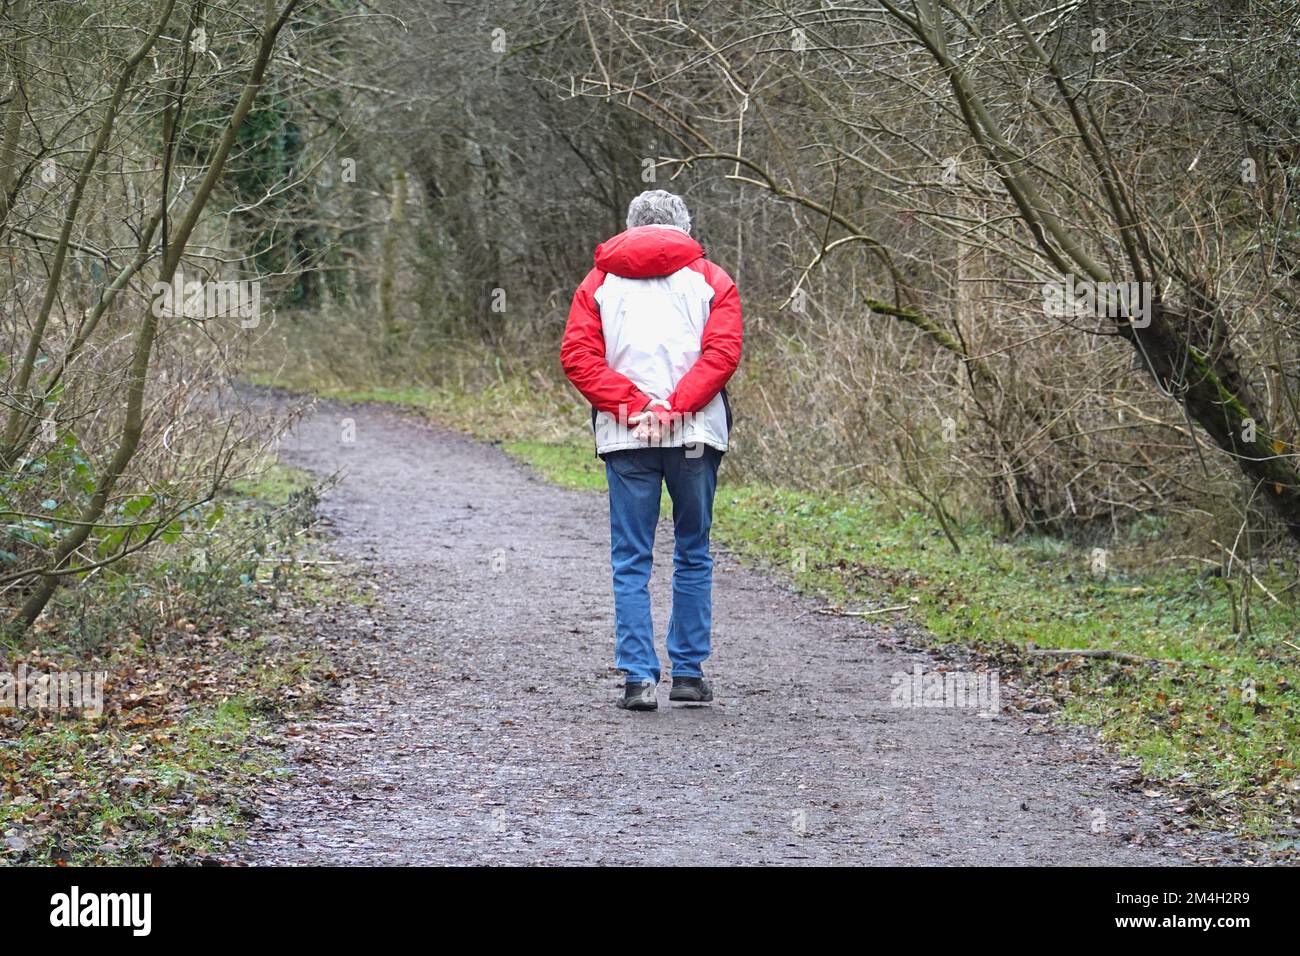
[241,398,1243,865]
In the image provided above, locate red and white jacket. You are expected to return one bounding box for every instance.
[561,225,743,455]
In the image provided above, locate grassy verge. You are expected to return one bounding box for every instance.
[282,379,1299,843]
[1,461,351,865]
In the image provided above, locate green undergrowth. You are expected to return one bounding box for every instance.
[1,458,354,865]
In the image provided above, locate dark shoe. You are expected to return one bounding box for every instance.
[617,679,658,711]
[669,676,713,703]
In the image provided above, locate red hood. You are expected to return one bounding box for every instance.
[594,226,702,278]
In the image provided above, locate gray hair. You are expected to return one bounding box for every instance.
[626,190,692,233]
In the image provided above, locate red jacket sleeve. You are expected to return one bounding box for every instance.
[560,267,652,416]
[666,261,743,413]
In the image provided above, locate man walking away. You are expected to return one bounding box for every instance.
[560,190,743,711]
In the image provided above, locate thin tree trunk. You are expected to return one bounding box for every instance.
[0,0,177,466]
[10,0,303,632]
[379,166,407,352]
[0,0,29,233]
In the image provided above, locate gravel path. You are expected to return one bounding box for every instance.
[240,398,1243,865]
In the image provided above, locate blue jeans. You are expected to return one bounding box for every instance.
[605,445,722,685]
